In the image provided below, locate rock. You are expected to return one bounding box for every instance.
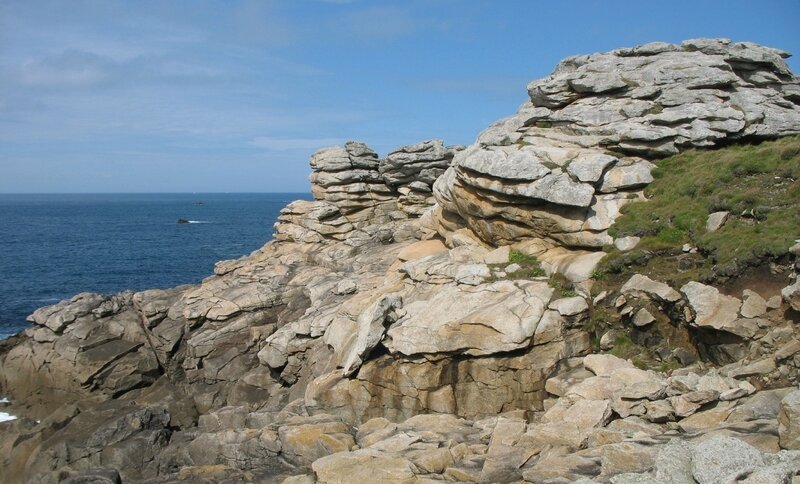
[621,274,682,302]
[526,398,613,448]
[334,279,358,295]
[278,415,356,466]
[706,211,730,232]
[644,399,674,423]
[545,398,614,428]
[381,139,457,187]
[691,436,764,484]
[779,390,800,450]
[584,354,636,377]
[430,38,800,250]
[567,152,618,182]
[548,296,589,316]
[724,357,776,379]
[454,264,491,285]
[483,246,511,264]
[600,160,655,193]
[678,402,736,433]
[783,279,800,312]
[776,339,800,362]
[16,400,171,482]
[283,475,316,484]
[600,329,622,350]
[533,309,565,345]
[597,441,657,477]
[612,367,667,400]
[681,281,744,335]
[653,439,695,483]
[480,417,534,482]
[340,294,402,376]
[27,292,108,333]
[614,236,641,252]
[719,387,749,401]
[312,449,418,484]
[632,308,656,327]
[767,295,783,310]
[523,448,601,482]
[397,239,447,262]
[61,469,122,484]
[740,289,768,318]
[309,336,587,422]
[385,281,552,356]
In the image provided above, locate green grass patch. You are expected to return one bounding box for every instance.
[605,136,800,282]
[608,334,680,372]
[509,250,540,265]
[485,250,547,282]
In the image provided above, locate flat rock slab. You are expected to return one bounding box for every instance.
[385,281,553,356]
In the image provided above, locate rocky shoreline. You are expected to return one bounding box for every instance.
[2,38,800,483]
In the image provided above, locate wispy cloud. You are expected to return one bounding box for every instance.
[15,49,223,89]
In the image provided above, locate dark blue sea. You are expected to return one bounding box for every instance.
[0,193,310,340]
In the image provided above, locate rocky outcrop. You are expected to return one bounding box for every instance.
[382,139,461,216]
[1,38,800,483]
[430,38,800,255]
[276,139,460,244]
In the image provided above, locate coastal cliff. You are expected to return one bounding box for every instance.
[2,38,800,483]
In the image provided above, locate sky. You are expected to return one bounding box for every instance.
[1,0,799,193]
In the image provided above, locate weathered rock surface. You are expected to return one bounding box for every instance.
[779,390,800,450]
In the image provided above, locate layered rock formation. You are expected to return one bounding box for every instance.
[276,139,459,244]
[1,39,800,483]
[431,38,800,257]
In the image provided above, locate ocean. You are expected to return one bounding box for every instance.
[0,193,309,340]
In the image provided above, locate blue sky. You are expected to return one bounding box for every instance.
[1,0,798,193]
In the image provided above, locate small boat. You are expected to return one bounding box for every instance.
[177,218,190,224]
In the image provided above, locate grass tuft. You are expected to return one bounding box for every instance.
[603,136,800,283]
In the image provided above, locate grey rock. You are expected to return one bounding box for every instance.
[741,289,768,319]
[615,236,641,252]
[621,274,682,303]
[632,308,656,327]
[779,390,800,450]
[783,279,800,312]
[341,294,403,376]
[706,211,730,232]
[691,436,764,484]
[600,160,655,193]
[681,281,744,335]
[567,153,618,183]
